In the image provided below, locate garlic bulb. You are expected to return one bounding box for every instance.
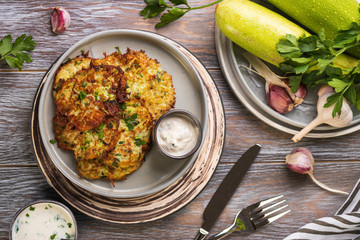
[292,85,353,143]
[286,147,348,195]
[51,7,71,34]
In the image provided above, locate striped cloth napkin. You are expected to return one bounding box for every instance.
[284,179,360,240]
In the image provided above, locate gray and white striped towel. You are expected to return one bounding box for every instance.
[285,179,360,240]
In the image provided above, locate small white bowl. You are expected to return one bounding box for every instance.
[10,200,77,240]
[153,109,202,160]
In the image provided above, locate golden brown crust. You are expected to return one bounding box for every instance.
[53,49,175,183]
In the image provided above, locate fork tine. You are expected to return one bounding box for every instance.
[249,199,286,218]
[254,207,291,229]
[244,195,284,212]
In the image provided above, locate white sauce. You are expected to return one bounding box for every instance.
[12,202,76,240]
[157,115,199,156]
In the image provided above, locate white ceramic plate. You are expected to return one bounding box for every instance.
[215,26,360,137]
[38,29,208,198]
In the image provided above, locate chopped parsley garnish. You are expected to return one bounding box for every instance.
[66,233,72,239]
[120,103,127,110]
[79,91,87,100]
[74,61,81,66]
[50,233,57,240]
[67,223,72,228]
[135,93,140,99]
[97,123,105,130]
[26,213,30,217]
[82,81,87,87]
[119,141,124,145]
[156,71,162,82]
[115,46,122,53]
[49,139,56,144]
[124,113,138,130]
[112,158,120,167]
[97,131,103,140]
[135,138,146,146]
[29,206,35,211]
[94,91,99,101]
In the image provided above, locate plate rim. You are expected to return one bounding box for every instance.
[38,29,209,198]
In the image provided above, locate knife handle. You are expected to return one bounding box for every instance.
[194,228,209,240]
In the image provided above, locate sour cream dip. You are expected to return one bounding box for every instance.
[10,201,76,240]
[155,110,202,159]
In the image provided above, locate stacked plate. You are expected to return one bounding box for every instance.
[31,29,225,223]
[215,27,360,138]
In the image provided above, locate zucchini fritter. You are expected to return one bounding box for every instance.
[53,49,175,184]
[93,49,176,121]
[54,65,127,131]
[53,57,92,97]
[77,100,153,181]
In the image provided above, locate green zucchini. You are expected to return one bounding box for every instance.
[267,0,360,57]
[215,0,358,69]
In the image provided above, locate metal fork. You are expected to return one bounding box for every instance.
[208,195,290,240]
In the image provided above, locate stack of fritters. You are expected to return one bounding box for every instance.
[53,49,175,183]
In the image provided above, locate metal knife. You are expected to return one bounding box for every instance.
[194,144,261,240]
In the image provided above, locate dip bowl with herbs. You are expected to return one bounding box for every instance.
[10,200,77,240]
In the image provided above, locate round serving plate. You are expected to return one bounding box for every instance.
[38,29,209,198]
[31,33,225,223]
[215,26,360,138]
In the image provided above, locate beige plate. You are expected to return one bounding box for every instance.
[31,35,225,223]
[38,30,209,198]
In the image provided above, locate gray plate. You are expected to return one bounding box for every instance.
[38,29,208,198]
[215,26,360,137]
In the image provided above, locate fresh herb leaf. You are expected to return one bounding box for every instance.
[124,113,138,130]
[141,0,222,28]
[49,139,56,144]
[276,23,360,117]
[79,91,87,100]
[115,46,122,54]
[156,7,187,28]
[0,34,36,71]
[288,75,302,93]
[135,138,146,146]
[345,85,356,105]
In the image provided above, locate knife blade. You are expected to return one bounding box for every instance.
[194,144,261,240]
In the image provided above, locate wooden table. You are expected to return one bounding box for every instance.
[1,1,359,239]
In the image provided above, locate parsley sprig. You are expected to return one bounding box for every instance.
[0,34,36,71]
[140,0,222,28]
[276,23,360,117]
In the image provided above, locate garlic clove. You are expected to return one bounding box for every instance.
[266,84,294,113]
[51,7,71,34]
[294,82,307,102]
[285,147,314,174]
[242,52,306,111]
[285,147,349,195]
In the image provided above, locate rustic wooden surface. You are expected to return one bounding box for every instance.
[0,0,359,239]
